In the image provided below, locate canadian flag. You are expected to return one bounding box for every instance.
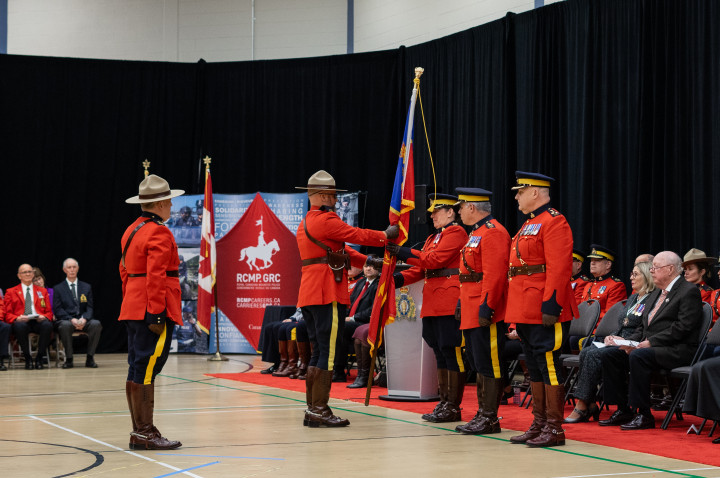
[197,163,216,333]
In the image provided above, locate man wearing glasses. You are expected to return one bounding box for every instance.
[4,264,54,369]
[601,251,703,429]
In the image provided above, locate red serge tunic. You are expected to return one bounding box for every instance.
[458,217,511,330]
[399,224,466,317]
[581,275,628,317]
[296,206,388,307]
[506,205,579,325]
[118,216,183,326]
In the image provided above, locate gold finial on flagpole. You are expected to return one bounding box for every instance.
[203,155,212,167]
[414,67,424,86]
[142,159,151,177]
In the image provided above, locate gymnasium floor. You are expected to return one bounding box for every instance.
[1,354,718,478]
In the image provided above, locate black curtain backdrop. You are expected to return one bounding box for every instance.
[1,0,718,352]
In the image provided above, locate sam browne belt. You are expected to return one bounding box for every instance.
[507,264,546,278]
[425,268,459,279]
[459,272,484,282]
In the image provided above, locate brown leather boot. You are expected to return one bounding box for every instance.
[456,376,485,433]
[477,376,503,433]
[128,383,182,450]
[126,381,137,435]
[510,381,546,444]
[272,340,289,376]
[422,368,448,421]
[290,341,310,379]
[305,369,350,427]
[527,384,566,447]
[303,366,317,426]
[275,340,298,377]
[430,371,465,422]
[347,340,370,389]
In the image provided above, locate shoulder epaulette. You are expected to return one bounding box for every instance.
[581,274,591,281]
[547,208,560,217]
[485,222,495,229]
[700,284,713,291]
[612,276,624,282]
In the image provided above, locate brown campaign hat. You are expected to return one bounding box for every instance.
[126,174,185,204]
[295,170,347,192]
[681,248,717,268]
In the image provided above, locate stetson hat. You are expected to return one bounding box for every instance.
[295,170,347,193]
[681,248,717,268]
[126,174,185,204]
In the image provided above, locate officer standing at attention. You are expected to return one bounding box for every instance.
[120,174,184,450]
[452,188,511,435]
[296,170,397,428]
[387,194,467,423]
[506,171,578,448]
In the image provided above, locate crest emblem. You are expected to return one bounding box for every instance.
[239,215,281,271]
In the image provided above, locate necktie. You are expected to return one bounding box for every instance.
[24,287,32,315]
[71,283,78,303]
[647,289,668,324]
[349,281,370,316]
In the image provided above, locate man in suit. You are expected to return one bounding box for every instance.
[5,264,54,369]
[599,251,703,429]
[52,258,102,368]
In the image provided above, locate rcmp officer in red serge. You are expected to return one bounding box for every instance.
[296,170,397,428]
[506,171,578,448]
[452,188,511,435]
[571,250,591,305]
[120,174,184,450]
[581,244,627,317]
[386,194,467,423]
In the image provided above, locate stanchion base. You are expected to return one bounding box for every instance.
[378,394,439,402]
[207,352,229,362]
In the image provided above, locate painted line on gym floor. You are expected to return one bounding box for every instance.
[156,453,284,460]
[29,416,205,478]
[554,468,718,478]
[153,461,219,477]
[164,374,712,478]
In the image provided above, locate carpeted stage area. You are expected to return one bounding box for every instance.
[208,371,720,468]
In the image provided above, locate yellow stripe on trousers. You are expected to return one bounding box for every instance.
[327,302,339,371]
[291,328,296,341]
[455,334,466,373]
[544,322,563,386]
[144,325,167,385]
[490,323,501,378]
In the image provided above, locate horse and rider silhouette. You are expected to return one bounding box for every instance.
[239,234,280,271]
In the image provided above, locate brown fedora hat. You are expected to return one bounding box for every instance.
[295,170,347,192]
[126,174,185,204]
[681,248,717,268]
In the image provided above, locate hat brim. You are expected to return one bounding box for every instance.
[586,254,612,260]
[682,257,717,268]
[126,189,185,204]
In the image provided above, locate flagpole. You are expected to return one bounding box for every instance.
[208,284,228,361]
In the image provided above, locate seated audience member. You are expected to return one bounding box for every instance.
[683,355,720,443]
[336,255,381,384]
[581,244,628,318]
[273,318,301,378]
[349,322,386,387]
[681,248,715,303]
[599,251,703,430]
[0,295,8,370]
[32,268,53,306]
[259,307,303,375]
[5,264,54,369]
[564,261,655,423]
[634,253,655,266]
[571,250,591,305]
[52,258,102,368]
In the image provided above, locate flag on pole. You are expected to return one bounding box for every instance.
[197,161,216,334]
[366,81,418,353]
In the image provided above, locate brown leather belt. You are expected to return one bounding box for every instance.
[302,257,328,266]
[128,270,179,278]
[425,268,459,279]
[459,272,484,283]
[508,264,546,278]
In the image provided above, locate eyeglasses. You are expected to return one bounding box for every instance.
[630,272,640,278]
[19,271,34,275]
[650,264,671,272]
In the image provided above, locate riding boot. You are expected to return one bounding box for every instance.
[303,366,317,426]
[305,369,350,427]
[520,360,531,389]
[456,375,485,433]
[347,340,370,389]
[477,376,503,434]
[272,340,289,377]
[510,381,546,444]
[527,384,566,447]
[126,381,137,435]
[422,368,448,421]
[431,370,465,423]
[128,383,182,450]
[276,340,298,377]
[290,341,310,379]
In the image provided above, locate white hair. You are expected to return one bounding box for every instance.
[63,257,79,268]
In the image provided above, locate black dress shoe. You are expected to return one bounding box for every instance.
[564,404,600,423]
[62,359,74,369]
[85,357,98,368]
[599,408,634,426]
[620,413,655,430]
[35,360,45,370]
[651,394,672,411]
[25,361,34,370]
[332,370,347,383]
[713,436,720,444]
[0,359,6,371]
[260,365,277,374]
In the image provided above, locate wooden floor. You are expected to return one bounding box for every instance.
[1,353,719,478]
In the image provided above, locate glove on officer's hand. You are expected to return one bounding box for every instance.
[542,313,559,327]
[145,310,167,335]
[386,242,400,256]
[478,316,492,328]
[384,225,400,239]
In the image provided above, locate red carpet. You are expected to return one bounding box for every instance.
[208,371,720,468]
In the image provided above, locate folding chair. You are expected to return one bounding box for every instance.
[660,302,714,429]
[54,331,89,367]
[564,299,626,402]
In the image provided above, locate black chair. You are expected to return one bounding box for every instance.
[563,299,627,402]
[661,302,715,429]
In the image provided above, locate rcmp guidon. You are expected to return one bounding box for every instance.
[387,194,467,423]
[452,188,511,435]
[506,171,579,448]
